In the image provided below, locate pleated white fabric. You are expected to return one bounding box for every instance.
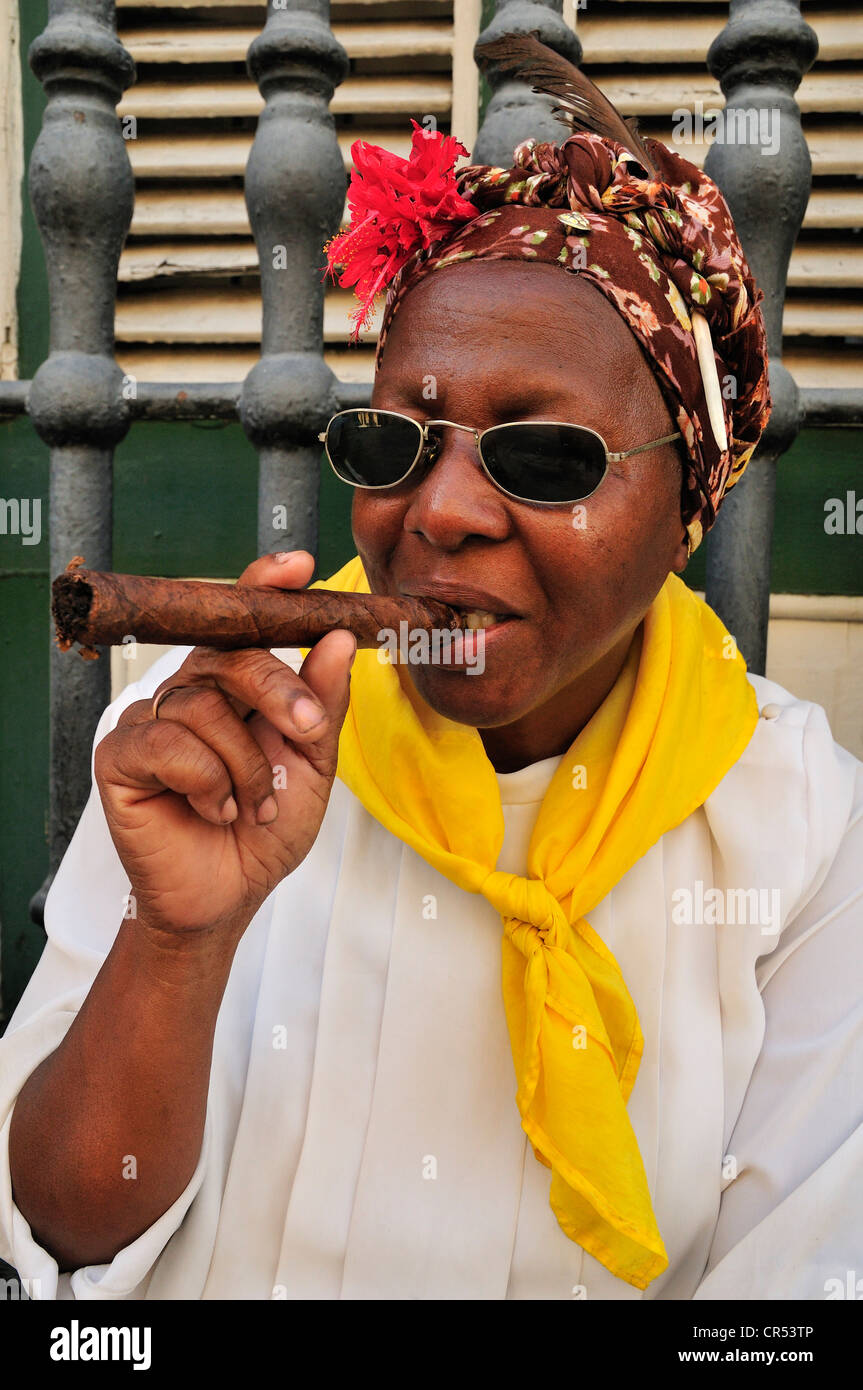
[0,646,860,1301]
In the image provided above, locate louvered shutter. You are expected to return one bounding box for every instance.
[115,0,479,385]
[575,0,863,389]
[115,1,860,391]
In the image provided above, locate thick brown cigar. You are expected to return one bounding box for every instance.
[52,558,465,659]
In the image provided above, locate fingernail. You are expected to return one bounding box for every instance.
[256,795,278,824]
[220,796,238,823]
[273,551,294,564]
[292,696,326,732]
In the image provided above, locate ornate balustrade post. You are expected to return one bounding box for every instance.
[703,0,818,672]
[26,1,135,922]
[472,1,580,164]
[241,1,349,559]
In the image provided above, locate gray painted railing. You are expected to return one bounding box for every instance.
[240,3,349,559]
[0,0,858,926]
[25,0,135,926]
[472,0,581,163]
[703,0,819,673]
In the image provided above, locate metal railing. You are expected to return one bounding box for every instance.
[0,0,859,927]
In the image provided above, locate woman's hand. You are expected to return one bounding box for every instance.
[94,551,355,941]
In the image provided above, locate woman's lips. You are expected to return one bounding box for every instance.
[401,583,523,621]
[396,585,525,670]
[433,616,520,670]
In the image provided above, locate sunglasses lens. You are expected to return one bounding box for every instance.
[325,410,421,487]
[481,423,607,503]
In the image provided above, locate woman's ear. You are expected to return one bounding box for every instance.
[670,528,691,575]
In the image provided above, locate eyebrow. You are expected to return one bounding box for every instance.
[376,382,580,417]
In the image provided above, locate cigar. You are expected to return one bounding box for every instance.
[52,558,465,659]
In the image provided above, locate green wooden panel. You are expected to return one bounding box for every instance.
[0,572,50,1014]
[685,428,863,594]
[1,0,51,1026]
[113,425,355,584]
[114,423,258,577]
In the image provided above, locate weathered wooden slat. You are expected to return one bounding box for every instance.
[578,10,862,64]
[131,187,250,236]
[127,129,416,179]
[114,340,863,393]
[122,21,454,64]
[782,297,863,335]
[119,240,259,280]
[595,69,861,117]
[117,346,258,381]
[640,122,862,175]
[786,242,863,289]
[118,230,863,286]
[115,284,863,343]
[115,288,383,342]
[804,187,863,227]
[116,344,377,384]
[126,184,863,238]
[128,132,252,178]
[116,0,451,7]
[116,69,857,123]
[798,121,863,176]
[584,0,796,4]
[123,124,863,182]
[783,346,863,389]
[117,74,452,119]
[129,188,351,236]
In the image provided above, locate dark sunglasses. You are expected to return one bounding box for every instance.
[319,409,682,506]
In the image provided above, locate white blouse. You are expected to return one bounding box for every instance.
[0,645,861,1301]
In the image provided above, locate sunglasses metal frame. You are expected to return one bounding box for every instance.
[318,408,682,506]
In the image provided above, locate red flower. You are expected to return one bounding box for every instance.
[324,121,477,339]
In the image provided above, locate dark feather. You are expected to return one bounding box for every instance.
[475,32,657,178]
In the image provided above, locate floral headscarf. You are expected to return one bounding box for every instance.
[326,122,771,552]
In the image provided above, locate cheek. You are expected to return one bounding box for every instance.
[534,474,681,626]
[351,494,405,579]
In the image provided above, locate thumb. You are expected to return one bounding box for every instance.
[296,628,357,767]
[237,549,316,590]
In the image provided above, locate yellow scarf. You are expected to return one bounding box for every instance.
[307,556,758,1289]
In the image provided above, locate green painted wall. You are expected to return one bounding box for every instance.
[1,1,861,1022]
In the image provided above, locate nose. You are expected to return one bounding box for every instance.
[402,424,511,551]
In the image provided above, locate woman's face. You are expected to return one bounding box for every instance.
[353,259,689,764]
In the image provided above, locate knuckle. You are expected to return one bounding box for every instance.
[251,657,296,704]
[93,731,118,779]
[225,647,270,676]
[116,698,154,729]
[145,717,189,762]
[243,750,277,799]
[190,648,251,682]
[180,685,231,732]
[186,647,221,666]
[210,648,291,701]
[190,750,228,797]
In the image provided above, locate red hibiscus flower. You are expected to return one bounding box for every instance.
[324,121,477,338]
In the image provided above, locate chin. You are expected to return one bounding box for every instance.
[405,664,536,730]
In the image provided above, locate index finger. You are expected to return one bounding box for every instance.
[133,647,333,741]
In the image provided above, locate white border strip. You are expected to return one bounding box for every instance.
[0,0,23,380]
[693,592,863,623]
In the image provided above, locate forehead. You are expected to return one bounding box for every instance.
[374,259,647,405]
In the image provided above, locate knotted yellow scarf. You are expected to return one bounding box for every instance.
[307,556,758,1289]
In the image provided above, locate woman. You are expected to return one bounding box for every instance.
[1,43,861,1301]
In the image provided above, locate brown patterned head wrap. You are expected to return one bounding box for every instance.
[371,131,771,552]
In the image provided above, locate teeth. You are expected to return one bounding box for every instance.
[463,610,500,630]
